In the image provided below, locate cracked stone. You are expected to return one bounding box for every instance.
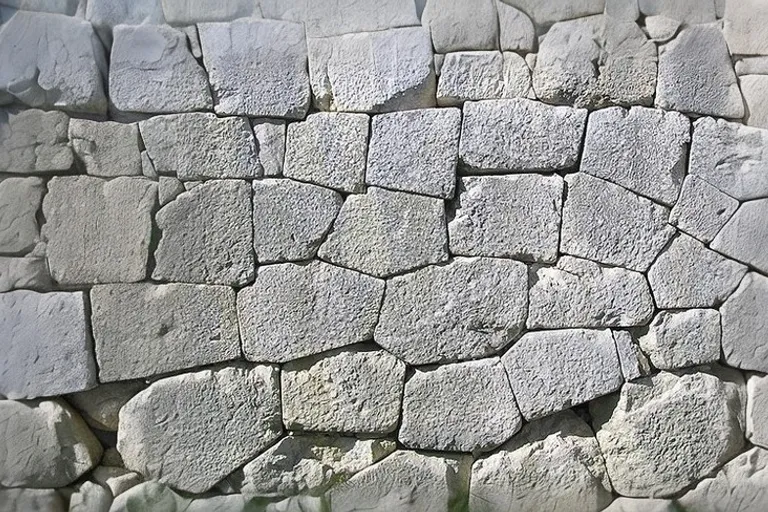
[614,330,652,382]
[669,175,739,243]
[0,109,73,175]
[157,177,184,206]
[711,199,768,275]
[0,177,44,255]
[637,309,721,370]
[66,380,146,432]
[721,272,768,373]
[747,374,768,450]
[436,51,532,106]
[421,0,498,52]
[69,119,142,177]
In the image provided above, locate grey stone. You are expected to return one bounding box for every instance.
[308,27,436,113]
[602,498,677,512]
[376,257,527,365]
[68,481,112,512]
[366,108,461,199]
[281,348,406,434]
[283,113,369,193]
[297,0,419,37]
[502,329,623,420]
[237,261,383,362]
[161,0,260,24]
[0,291,95,399]
[0,257,51,292]
[448,175,563,263]
[0,177,43,254]
[109,24,212,114]
[42,176,157,285]
[721,273,768,373]
[560,173,675,272]
[436,51,531,106]
[656,24,743,118]
[118,364,282,493]
[639,0,716,23]
[497,2,535,51]
[85,0,165,46]
[421,0,498,52]
[723,0,768,55]
[157,177,185,206]
[614,330,652,382]
[67,381,147,432]
[735,56,768,76]
[0,399,102,487]
[199,19,310,118]
[318,187,447,278]
[69,119,142,177]
[748,374,768,450]
[0,489,66,512]
[91,466,142,497]
[152,179,254,286]
[638,309,721,370]
[400,358,522,453]
[502,0,605,27]
[605,0,640,20]
[0,109,72,174]
[0,0,80,15]
[252,180,343,263]
[581,106,689,206]
[140,151,157,179]
[139,113,260,180]
[252,119,286,177]
[741,75,768,130]
[644,15,680,42]
[459,99,587,172]
[591,367,746,497]
[669,176,739,243]
[107,482,190,512]
[469,410,613,512]
[712,199,768,274]
[648,233,747,309]
[528,256,654,329]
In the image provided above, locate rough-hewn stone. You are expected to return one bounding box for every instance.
[711,199,768,275]
[502,0,605,27]
[160,0,259,24]
[721,273,768,373]
[252,119,286,177]
[614,330,652,382]
[497,2,535,51]
[670,175,739,243]
[69,480,115,512]
[602,498,677,512]
[0,488,67,512]
[0,257,51,292]
[0,109,72,174]
[741,75,768,130]
[639,0,716,23]
[644,15,680,42]
[85,0,165,46]
[723,0,768,55]
[638,309,721,370]
[157,176,184,206]
[0,176,44,254]
[421,0,498,52]
[747,374,768,450]
[436,51,531,106]
[66,380,146,432]
[69,119,142,177]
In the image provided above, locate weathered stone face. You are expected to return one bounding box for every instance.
[0,176,44,255]
[637,309,721,370]
[721,273,768,373]
[0,109,73,175]
[69,119,142,177]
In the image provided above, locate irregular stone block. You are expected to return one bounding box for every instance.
[748,375,768,450]
[108,482,191,512]
[69,480,113,512]
[298,0,419,37]
[0,109,72,174]
[497,2,535,51]
[741,75,768,130]
[118,364,282,493]
[0,290,95,399]
[437,51,531,106]
[614,330,652,382]
[502,329,623,420]
[723,0,768,55]
[0,256,51,292]
[643,15,680,42]
[283,113,369,193]
[470,410,613,512]
[66,380,146,432]
[421,0,498,52]
[91,466,142,497]
[602,498,678,512]
[318,187,447,278]
[85,0,165,46]
[638,0,716,23]
[528,256,654,329]
[0,176,43,254]
[735,56,768,76]
[721,273,768,373]
[448,175,563,263]
[366,108,460,199]
[459,99,587,172]
[712,199,768,275]
[0,488,66,512]
[42,176,157,285]
[238,261,383,363]
[161,0,259,24]
[157,176,184,206]
[638,309,721,370]
[1,0,80,15]
[376,257,527,365]
[502,0,605,27]
[199,19,310,118]
[281,348,406,434]
[69,119,141,177]
[252,119,285,177]
[669,175,739,243]
[152,179,254,286]
[605,0,640,20]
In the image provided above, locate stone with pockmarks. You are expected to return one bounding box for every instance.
[0,109,72,174]
[69,119,142,177]
[669,175,739,243]
[637,309,721,370]
[748,375,768,450]
[721,273,768,373]
[436,51,532,106]
[711,199,768,275]
[0,177,44,255]
[421,0,498,52]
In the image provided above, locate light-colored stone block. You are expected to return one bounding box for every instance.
[0,177,44,254]
[721,273,768,373]
[69,119,142,177]
[669,175,739,243]
[638,309,721,370]
[0,109,72,175]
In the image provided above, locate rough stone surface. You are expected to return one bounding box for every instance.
[69,119,142,177]
[421,0,498,52]
[0,109,72,175]
[69,480,114,512]
[66,380,146,432]
[614,330,652,382]
[503,0,605,27]
[293,0,419,37]
[436,51,531,106]
[157,176,184,206]
[237,261,383,363]
[712,199,768,275]
[644,15,680,42]
[161,0,259,24]
[638,309,721,370]
[639,0,716,23]
[670,175,739,243]
[721,273,768,373]
[92,465,143,497]
[0,176,44,254]
[85,0,165,46]
[376,257,527,365]
[747,374,768,450]
[741,76,767,133]
[118,364,282,493]
[723,0,768,55]
[252,119,286,177]
[0,488,66,512]
[281,348,406,434]
[0,256,51,292]
[735,56,768,76]
[497,2,535,51]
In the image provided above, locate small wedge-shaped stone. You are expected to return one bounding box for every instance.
[614,330,652,382]
[712,199,768,275]
[238,261,383,362]
[748,375,768,450]
[421,0,498,52]
[721,273,768,373]
[561,173,675,272]
[118,364,282,493]
[376,258,527,365]
[0,399,102,487]
[437,51,532,106]
[459,99,587,172]
[502,329,623,420]
[0,177,44,254]
[638,309,721,370]
[318,187,447,278]
[281,348,406,434]
[648,233,747,309]
[670,175,739,243]
[400,358,522,453]
[591,367,746,497]
[153,180,254,286]
[528,256,654,329]
[0,109,73,174]
[69,119,142,177]
[140,113,260,180]
[252,119,286,177]
[0,257,51,292]
[470,410,613,512]
[67,380,146,432]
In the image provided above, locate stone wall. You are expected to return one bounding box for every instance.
[1,0,768,511]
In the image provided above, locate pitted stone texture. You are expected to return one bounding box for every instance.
[140,113,260,180]
[591,367,746,497]
[614,330,652,382]
[67,380,146,432]
[118,364,282,494]
[502,329,623,420]
[497,2,535,51]
[670,176,739,243]
[110,24,212,114]
[533,15,657,109]
[448,175,563,263]
[748,375,768,450]
[459,99,587,173]
[502,0,605,27]
[0,12,107,114]
[308,27,436,113]
[252,119,286,177]
[281,348,406,434]
[721,273,768,373]
[400,358,522,453]
[561,173,675,272]
[85,0,165,46]
[639,0,716,23]
[581,107,689,206]
[656,24,744,118]
[638,309,721,370]
[91,283,240,381]
[0,290,95,399]
[283,113,369,193]
[327,451,471,512]
[0,109,72,174]
[318,187,447,278]
[366,108,460,199]
[741,75,768,130]
[161,0,260,24]
[528,256,654,329]
[648,233,747,309]
[421,0,498,52]
[712,200,768,275]
[723,0,768,55]
[153,180,254,286]
[69,119,142,177]
[469,410,613,512]
[0,489,66,512]
[0,399,102,488]
[436,51,531,106]
[42,176,156,285]
[0,177,43,254]
[252,180,342,263]
[199,19,309,118]
[376,258,527,365]
[237,261,383,363]
[0,257,51,292]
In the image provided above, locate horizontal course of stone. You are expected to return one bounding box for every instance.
[1,0,768,511]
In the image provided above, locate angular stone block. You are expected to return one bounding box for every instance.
[437,51,531,106]
[0,109,72,175]
[721,273,768,373]
[66,380,146,432]
[638,309,721,370]
[0,256,51,292]
[497,2,535,51]
[252,119,286,177]
[614,330,652,382]
[0,177,44,254]
[748,375,768,450]
[157,176,184,206]
[421,0,498,52]
[669,175,739,243]
[742,75,768,130]
[712,199,768,275]
[69,119,142,177]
